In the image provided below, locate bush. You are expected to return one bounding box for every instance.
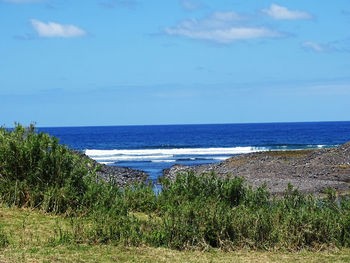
[153,174,350,250]
[0,124,94,213]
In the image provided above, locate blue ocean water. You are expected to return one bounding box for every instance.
[39,122,350,183]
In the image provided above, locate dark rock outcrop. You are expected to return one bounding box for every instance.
[71,150,148,186]
[163,142,350,195]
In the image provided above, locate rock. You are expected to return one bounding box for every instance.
[162,142,350,195]
[71,149,148,186]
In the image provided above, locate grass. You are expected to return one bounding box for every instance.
[225,149,316,166]
[1,206,350,263]
[0,205,68,246]
[2,246,350,263]
[225,158,249,167]
[338,165,350,170]
[265,149,316,159]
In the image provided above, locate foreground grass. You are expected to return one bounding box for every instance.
[1,206,350,263]
[2,245,350,263]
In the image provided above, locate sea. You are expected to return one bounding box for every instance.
[39,122,350,183]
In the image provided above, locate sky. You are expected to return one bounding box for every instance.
[1,0,350,127]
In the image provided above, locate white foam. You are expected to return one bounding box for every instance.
[86,147,266,158]
[213,157,230,161]
[100,161,115,165]
[86,147,268,164]
[93,155,173,161]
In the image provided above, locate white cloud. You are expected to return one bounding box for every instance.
[179,0,201,11]
[30,19,86,38]
[302,41,332,52]
[165,27,280,43]
[262,4,312,20]
[163,11,282,43]
[211,11,244,22]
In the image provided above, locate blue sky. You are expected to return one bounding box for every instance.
[1,0,350,127]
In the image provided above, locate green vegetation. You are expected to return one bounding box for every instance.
[0,124,98,214]
[1,206,349,263]
[1,124,350,261]
[1,205,350,262]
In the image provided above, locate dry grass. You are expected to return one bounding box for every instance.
[225,150,316,167]
[0,205,71,247]
[1,246,350,263]
[338,165,350,170]
[265,149,315,159]
[225,158,248,167]
[1,205,350,263]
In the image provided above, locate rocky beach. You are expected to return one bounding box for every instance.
[162,142,350,195]
[75,141,350,195]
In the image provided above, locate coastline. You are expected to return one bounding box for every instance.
[79,141,350,195]
[162,142,350,195]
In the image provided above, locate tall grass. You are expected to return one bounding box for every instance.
[0,124,95,213]
[1,124,350,251]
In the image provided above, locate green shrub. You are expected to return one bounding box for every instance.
[123,182,158,213]
[0,124,94,213]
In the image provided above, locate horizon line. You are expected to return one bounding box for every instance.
[24,119,350,129]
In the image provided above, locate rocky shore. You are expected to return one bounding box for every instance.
[163,142,350,195]
[72,142,350,194]
[72,150,148,186]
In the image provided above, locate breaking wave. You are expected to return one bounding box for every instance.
[85,144,333,165]
[85,147,268,164]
